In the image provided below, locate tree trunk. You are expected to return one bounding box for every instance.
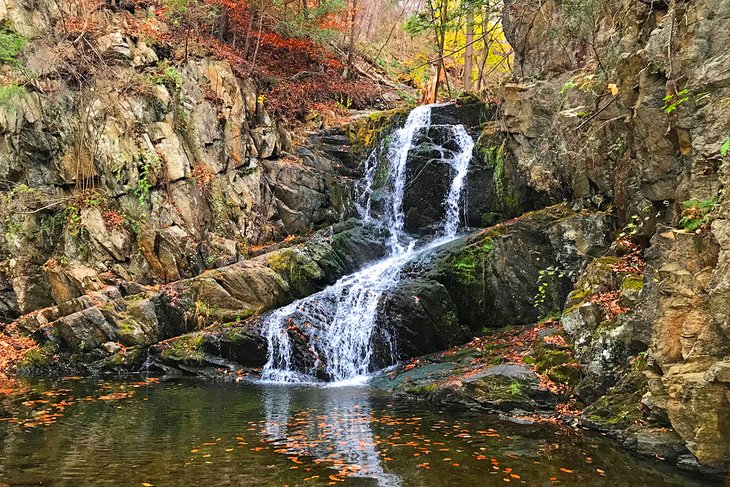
[243,9,255,59]
[218,6,229,40]
[344,0,358,78]
[463,4,473,91]
[252,0,265,68]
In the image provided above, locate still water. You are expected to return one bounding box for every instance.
[0,377,721,486]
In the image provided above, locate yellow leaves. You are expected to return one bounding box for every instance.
[608,83,620,96]
[142,483,154,486]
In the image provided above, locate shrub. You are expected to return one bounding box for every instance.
[678,198,716,232]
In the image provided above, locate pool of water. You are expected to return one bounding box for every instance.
[0,377,721,486]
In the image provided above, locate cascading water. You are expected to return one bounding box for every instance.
[261,104,475,384]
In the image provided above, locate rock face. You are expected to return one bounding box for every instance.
[369,204,614,362]
[0,2,355,321]
[496,0,730,472]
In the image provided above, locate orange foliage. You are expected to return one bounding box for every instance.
[0,325,38,378]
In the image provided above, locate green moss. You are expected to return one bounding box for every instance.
[621,274,644,291]
[449,236,496,284]
[221,309,258,326]
[588,401,642,427]
[596,318,618,335]
[473,376,534,405]
[107,352,126,367]
[406,383,437,396]
[488,356,506,365]
[563,287,595,314]
[267,248,323,296]
[151,63,183,93]
[546,364,580,386]
[481,212,499,227]
[161,334,206,363]
[117,317,137,334]
[534,347,573,373]
[568,288,592,302]
[474,136,521,217]
[532,337,580,386]
[346,108,408,155]
[450,346,479,360]
[595,256,623,266]
[18,344,57,368]
[125,346,145,366]
[0,83,26,106]
[584,362,647,429]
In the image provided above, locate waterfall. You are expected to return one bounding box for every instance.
[261,104,474,384]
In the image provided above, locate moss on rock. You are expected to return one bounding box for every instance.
[267,248,323,297]
[18,344,57,368]
[406,383,437,397]
[583,360,648,430]
[160,334,206,364]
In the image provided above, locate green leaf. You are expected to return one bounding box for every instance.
[721,136,730,157]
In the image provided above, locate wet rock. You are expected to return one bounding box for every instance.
[420,205,613,332]
[380,279,470,360]
[459,363,557,412]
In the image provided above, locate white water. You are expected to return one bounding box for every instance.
[261,104,474,384]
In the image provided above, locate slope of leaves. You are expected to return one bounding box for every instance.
[121,0,383,122]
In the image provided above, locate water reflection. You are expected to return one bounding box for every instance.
[0,378,722,486]
[261,385,401,486]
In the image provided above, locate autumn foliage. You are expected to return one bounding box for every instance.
[115,0,381,121]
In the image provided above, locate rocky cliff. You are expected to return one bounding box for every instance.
[489,0,729,473]
[0,0,356,321]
